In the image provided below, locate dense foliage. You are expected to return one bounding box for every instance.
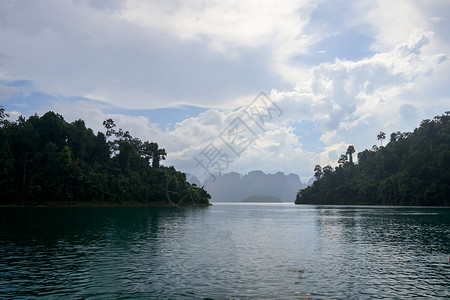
[0,108,210,206]
[296,113,450,206]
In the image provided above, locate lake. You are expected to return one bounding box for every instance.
[0,203,449,299]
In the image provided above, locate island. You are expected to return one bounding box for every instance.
[296,112,450,206]
[242,195,282,203]
[0,107,211,206]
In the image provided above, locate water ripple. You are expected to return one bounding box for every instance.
[0,206,449,299]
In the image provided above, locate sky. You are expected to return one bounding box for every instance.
[1,0,449,182]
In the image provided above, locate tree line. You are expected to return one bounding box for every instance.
[296,112,450,206]
[0,107,210,206]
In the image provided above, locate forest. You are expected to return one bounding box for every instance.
[296,112,450,206]
[0,107,210,206]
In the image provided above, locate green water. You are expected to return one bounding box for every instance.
[1,203,449,299]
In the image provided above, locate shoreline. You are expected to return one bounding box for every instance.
[0,201,212,208]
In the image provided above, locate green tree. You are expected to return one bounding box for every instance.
[0,112,211,206]
[338,154,348,167]
[377,131,386,146]
[313,165,323,180]
[346,145,355,163]
[0,106,9,127]
[149,142,166,168]
[296,112,450,206]
[103,119,116,137]
[0,140,14,201]
[322,165,333,176]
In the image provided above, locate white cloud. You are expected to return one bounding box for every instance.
[0,1,283,109]
[363,0,428,51]
[0,0,322,110]
[2,0,449,181]
[318,141,349,165]
[2,0,448,110]
[429,16,445,23]
[0,83,20,101]
[274,30,438,132]
[119,0,314,51]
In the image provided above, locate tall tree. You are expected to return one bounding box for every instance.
[149,142,167,168]
[322,165,333,176]
[314,165,323,180]
[103,119,116,137]
[346,145,355,163]
[377,131,386,146]
[0,106,9,127]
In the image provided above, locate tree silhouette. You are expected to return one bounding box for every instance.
[149,142,166,168]
[390,132,400,143]
[338,154,348,167]
[346,145,355,163]
[0,106,9,127]
[314,165,323,180]
[377,131,386,146]
[103,119,116,137]
[322,165,333,176]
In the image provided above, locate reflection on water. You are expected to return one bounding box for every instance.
[311,207,450,298]
[0,204,449,299]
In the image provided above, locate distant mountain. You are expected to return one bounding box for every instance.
[185,172,202,187]
[241,195,282,203]
[306,177,315,186]
[185,170,307,202]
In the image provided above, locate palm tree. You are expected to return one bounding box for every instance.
[346,145,355,163]
[377,131,386,146]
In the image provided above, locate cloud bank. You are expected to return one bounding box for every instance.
[1,0,449,181]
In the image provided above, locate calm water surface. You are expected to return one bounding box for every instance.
[0,203,449,299]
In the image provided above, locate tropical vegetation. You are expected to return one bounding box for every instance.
[296,112,450,206]
[0,107,210,206]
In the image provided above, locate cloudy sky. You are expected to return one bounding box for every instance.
[1,0,449,182]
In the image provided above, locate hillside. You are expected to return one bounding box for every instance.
[0,108,210,206]
[296,113,450,206]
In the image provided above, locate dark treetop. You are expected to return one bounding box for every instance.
[296,112,450,206]
[0,108,210,206]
